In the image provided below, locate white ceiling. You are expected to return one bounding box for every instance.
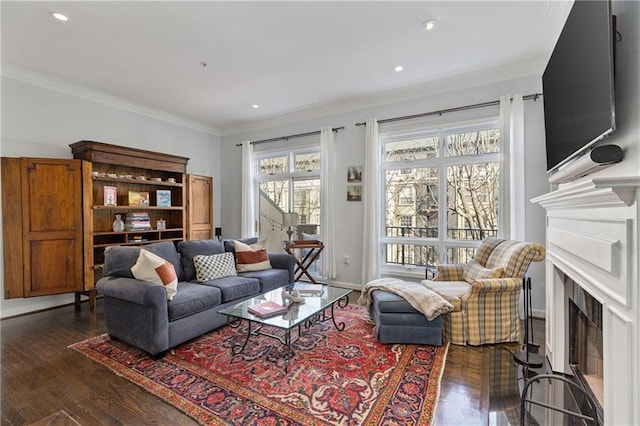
[1,1,572,134]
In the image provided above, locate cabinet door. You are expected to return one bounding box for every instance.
[186,174,213,240]
[21,158,84,296]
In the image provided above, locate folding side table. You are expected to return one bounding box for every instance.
[283,240,324,283]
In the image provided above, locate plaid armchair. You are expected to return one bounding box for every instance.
[422,238,545,345]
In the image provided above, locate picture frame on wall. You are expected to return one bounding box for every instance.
[347,185,362,201]
[347,166,363,183]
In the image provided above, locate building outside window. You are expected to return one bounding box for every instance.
[381,120,501,275]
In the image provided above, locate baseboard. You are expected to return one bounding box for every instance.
[531,308,546,320]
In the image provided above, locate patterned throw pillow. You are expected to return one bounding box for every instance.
[462,260,504,283]
[234,239,272,273]
[193,252,237,282]
[131,249,178,300]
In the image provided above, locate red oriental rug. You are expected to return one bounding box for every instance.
[69,305,448,425]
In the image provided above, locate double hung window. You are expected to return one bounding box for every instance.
[381,119,502,276]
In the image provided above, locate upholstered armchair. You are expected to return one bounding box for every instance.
[422,238,545,346]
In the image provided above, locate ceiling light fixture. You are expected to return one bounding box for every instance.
[51,12,69,22]
[394,65,404,72]
[252,104,260,109]
[422,20,435,31]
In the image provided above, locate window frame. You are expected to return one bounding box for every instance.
[380,117,504,278]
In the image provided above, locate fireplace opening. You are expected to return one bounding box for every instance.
[568,281,604,422]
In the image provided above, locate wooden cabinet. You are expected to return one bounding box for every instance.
[186,174,213,240]
[70,141,189,303]
[2,157,84,299]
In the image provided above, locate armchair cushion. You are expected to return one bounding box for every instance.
[463,260,504,283]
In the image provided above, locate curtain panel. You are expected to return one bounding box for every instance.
[361,118,381,285]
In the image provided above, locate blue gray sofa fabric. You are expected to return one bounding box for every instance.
[96,239,295,356]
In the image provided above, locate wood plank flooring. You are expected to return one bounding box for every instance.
[1,298,544,425]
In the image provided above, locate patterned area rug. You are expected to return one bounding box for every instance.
[70,305,448,425]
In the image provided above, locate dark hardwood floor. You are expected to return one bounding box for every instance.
[1,297,545,425]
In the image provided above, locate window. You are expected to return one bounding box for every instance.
[382,120,501,273]
[255,147,321,262]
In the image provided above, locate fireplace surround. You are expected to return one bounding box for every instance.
[532,177,640,425]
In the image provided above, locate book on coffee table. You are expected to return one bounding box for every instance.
[293,282,323,295]
[247,301,287,317]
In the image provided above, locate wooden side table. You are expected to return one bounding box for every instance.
[283,240,324,283]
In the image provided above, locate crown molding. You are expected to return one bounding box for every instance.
[1,62,220,136]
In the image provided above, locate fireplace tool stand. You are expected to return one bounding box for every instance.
[513,277,544,369]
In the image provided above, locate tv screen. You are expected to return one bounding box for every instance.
[543,0,616,172]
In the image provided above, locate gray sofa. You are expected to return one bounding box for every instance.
[96,238,295,357]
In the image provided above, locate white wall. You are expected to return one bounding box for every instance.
[0,75,221,318]
[220,75,550,314]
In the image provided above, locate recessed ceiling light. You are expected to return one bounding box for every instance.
[394,65,404,72]
[252,104,260,109]
[51,12,69,22]
[422,20,436,31]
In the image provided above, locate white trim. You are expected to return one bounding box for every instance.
[1,62,219,136]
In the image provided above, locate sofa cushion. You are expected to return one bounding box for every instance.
[103,241,184,281]
[167,282,222,321]
[239,269,290,293]
[463,260,504,283]
[177,239,225,282]
[223,237,259,260]
[234,239,272,272]
[193,252,237,282]
[199,276,260,303]
[131,249,179,300]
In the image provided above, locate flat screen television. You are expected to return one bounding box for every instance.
[543,0,616,173]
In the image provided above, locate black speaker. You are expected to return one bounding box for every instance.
[590,144,623,164]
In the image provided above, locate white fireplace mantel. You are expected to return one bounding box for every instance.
[531,176,640,426]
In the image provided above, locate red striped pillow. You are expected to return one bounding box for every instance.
[234,239,272,272]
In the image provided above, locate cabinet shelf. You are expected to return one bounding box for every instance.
[93,228,183,236]
[93,205,183,210]
[92,177,183,187]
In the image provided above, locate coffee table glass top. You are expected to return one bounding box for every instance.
[218,285,352,330]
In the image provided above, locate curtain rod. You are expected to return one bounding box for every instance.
[235,126,344,147]
[354,93,542,126]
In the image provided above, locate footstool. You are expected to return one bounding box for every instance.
[370,289,443,346]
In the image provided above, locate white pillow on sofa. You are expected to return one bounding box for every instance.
[131,249,178,300]
[193,252,237,282]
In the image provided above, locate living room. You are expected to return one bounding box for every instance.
[2,1,639,425]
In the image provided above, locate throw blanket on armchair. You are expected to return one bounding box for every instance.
[358,278,454,321]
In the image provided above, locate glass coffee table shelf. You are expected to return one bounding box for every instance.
[218,285,352,372]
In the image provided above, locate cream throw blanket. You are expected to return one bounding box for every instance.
[358,278,453,321]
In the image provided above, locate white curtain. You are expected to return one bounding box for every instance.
[361,118,381,285]
[240,140,256,238]
[320,127,337,279]
[500,94,525,241]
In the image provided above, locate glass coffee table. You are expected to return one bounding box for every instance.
[218,285,352,372]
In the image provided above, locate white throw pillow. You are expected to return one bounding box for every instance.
[131,249,178,300]
[193,252,237,282]
[234,239,272,272]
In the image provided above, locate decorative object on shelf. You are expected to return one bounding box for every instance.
[156,219,166,230]
[112,214,125,232]
[156,190,171,207]
[104,186,117,206]
[125,212,152,230]
[282,212,298,242]
[166,177,176,183]
[215,227,222,240]
[128,191,149,206]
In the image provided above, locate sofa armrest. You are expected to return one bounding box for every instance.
[469,277,522,294]
[96,276,168,307]
[268,252,296,283]
[435,264,465,281]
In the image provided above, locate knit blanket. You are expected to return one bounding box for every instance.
[358,278,454,321]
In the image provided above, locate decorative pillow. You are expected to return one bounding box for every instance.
[131,249,178,300]
[302,232,320,241]
[463,260,504,283]
[234,239,272,272]
[193,252,237,282]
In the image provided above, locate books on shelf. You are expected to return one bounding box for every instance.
[156,190,171,207]
[125,212,152,231]
[128,191,149,206]
[293,282,324,295]
[247,300,287,318]
[103,186,117,206]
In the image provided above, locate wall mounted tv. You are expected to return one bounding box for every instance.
[543,0,616,173]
